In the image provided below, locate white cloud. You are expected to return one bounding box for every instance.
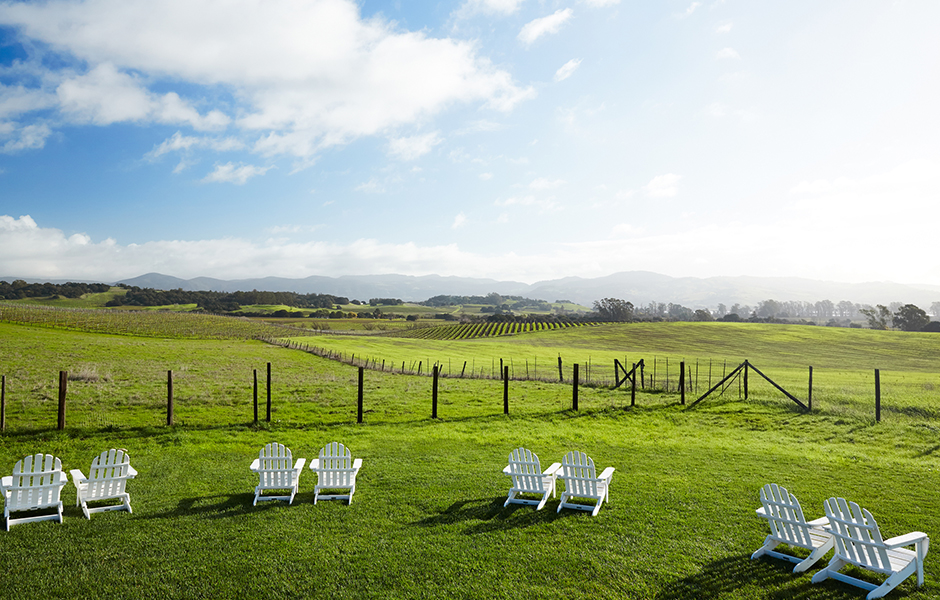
[581,0,620,6]
[706,102,726,117]
[0,0,533,159]
[146,132,246,160]
[452,212,467,229]
[529,177,565,190]
[479,172,493,180]
[387,131,443,161]
[1,123,52,153]
[554,59,582,82]
[678,2,701,18]
[354,179,385,194]
[716,47,740,60]
[715,22,732,34]
[201,162,272,185]
[0,84,58,119]
[6,154,940,286]
[494,194,561,212]
[454,0,525,18]
[645,173,681,197]
[518,9,573,46]
[56,63,229,130]
[610,223,643,237]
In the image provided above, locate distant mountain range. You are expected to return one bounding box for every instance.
[101,271,940,309]
[6,271,940,308]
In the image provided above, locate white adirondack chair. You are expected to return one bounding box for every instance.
[309,442,362,505]
[502,447,561,510]
[249,442,306,506]
[752,483,834,572]
[1,453,68,531]
[811,497,929,599]
[556,450,614,516]
[69,448,138,519]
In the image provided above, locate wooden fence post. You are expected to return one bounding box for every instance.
[875,369,881,422]
[1,375,5,432]
[744,360,749,400]
[57,370,67,430]
[358,366,364,424]
[266,362,272,423]
[631,363,636,407]
[679,361,686,405]
[253,369,258,424]
[572,363,579,411]
[167,370,174,426]
[808,366,813,411]
[558,356,564,382]
[432,365,439,419]
[503,366,509,415]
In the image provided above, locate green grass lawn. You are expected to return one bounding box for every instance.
[2,319,940,599]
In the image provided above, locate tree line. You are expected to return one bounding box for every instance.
[104,286,349,312]
[592,297,938,332]
[0,280,111,300]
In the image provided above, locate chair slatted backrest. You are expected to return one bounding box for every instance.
[508,448,544,493]
[560,451,598,498]
[85,449,131,500]
[760,483,816,548]
[9,454,65,511]
[259,443,295,489]
[318,442,354,487]
[824,497,892,573]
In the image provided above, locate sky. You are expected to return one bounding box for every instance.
[1,0,939,285]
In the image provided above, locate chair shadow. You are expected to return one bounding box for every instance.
[135,492,274,521]
[655,555,869,600]
[414,496,581,533]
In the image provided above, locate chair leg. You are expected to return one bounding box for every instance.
[751,537,775,560]
[794,539,833,573]
[536,492,548,511]
[812,557,846,584]
[866,566,913,600]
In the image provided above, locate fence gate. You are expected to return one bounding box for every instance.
[688,360,807,410]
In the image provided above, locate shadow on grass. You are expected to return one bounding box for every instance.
[414,496,581,533]
[655,555,870,600]
[135,492,271,521]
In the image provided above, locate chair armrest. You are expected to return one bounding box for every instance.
[502,464,511,475]
[0,475,10,493]
[755,506,768,517]
[598,466,615,481]
[69,469,88,484]
[249,458,261,472]
[806,516,829,528]
[293,458,307,471]
[127,465,138,479]
[544,462,562,476]
[309,459,320,470]
[352,458,363,470]
[884,531,929,549]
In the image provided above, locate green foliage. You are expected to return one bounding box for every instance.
[893,303,931,332]
[0,280,112,300]
[593,297,635,321]
[860,304,891,330]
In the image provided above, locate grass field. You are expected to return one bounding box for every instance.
[1,314,940,599]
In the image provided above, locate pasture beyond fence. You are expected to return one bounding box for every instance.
[0,354,924,433]
[4,305,940,431]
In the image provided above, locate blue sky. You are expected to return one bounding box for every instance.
[1,0,939,284]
